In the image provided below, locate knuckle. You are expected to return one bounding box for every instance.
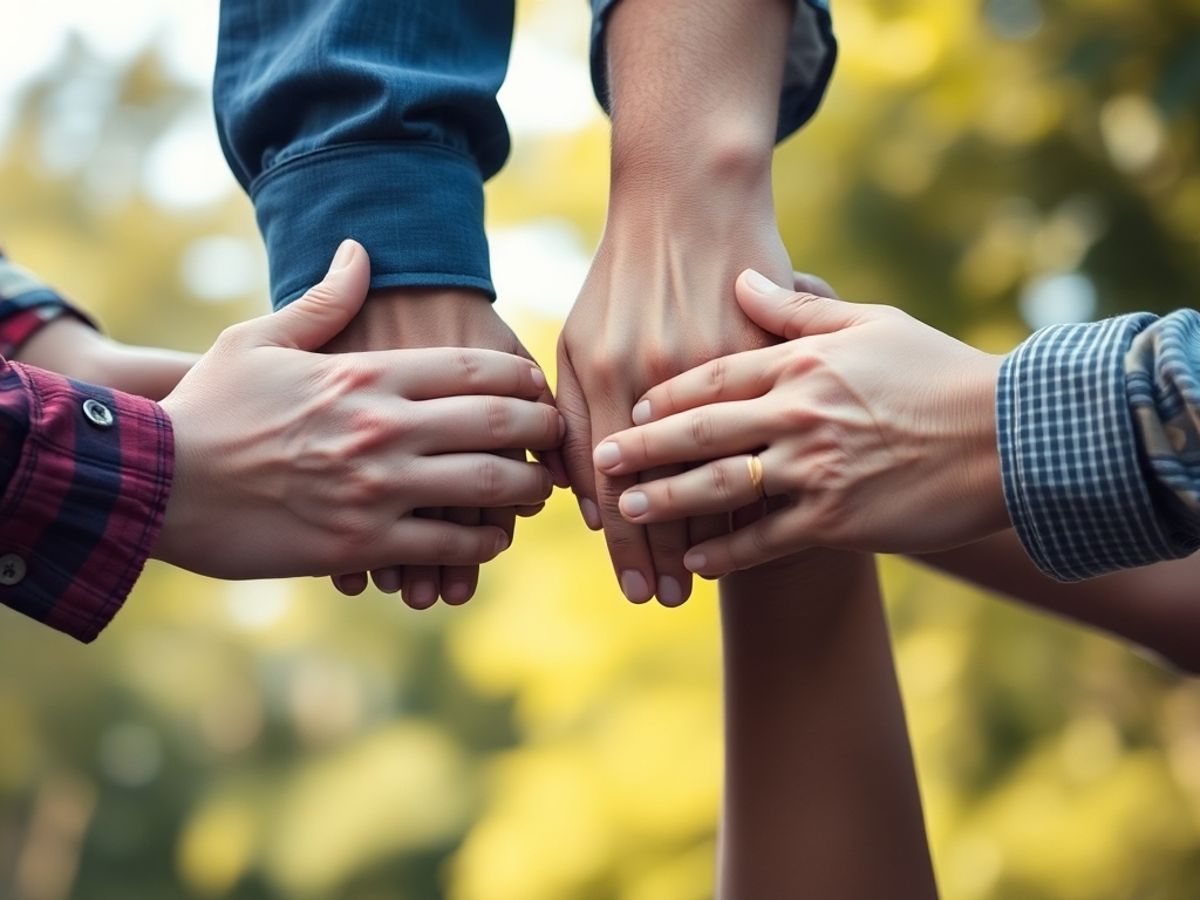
[642,347,675,382]
[706,357,728,394]
[688,411,715,449]
[484,397,514,444]
[710,460,735,501]
[589,353,621,387]
[457,348,484,388]
[474,457,505,503]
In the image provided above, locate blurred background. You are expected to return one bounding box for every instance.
[1,0,1199,898]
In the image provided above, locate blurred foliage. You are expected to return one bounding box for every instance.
[1,1,1200,899]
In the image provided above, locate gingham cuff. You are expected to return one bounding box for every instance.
[998,315,1184,581]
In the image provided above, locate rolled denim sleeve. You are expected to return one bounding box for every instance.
[214,1,515,308]
[997,313,1200,582]
[588,0,836,142]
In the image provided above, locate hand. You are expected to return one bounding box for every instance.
[557,166,793,606]
[594,269,1009,575]
[154,241,559,581]
[320,284,563,608]
[16,316,197,401]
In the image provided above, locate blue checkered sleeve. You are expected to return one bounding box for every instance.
[998,312,1200,582]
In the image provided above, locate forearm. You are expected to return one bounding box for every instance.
[718,552,938,898]
[0,361,172,642]
[916,533,1200,674]
[214,0,514,306]
[604,0,791,206]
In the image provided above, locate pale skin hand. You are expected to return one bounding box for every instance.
[320,285,563,608]
[597,270,1010,574]
[16,316,197,401]
[557,0,796,607]
[154,241,559,580]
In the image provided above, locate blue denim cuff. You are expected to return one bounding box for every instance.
[588,0,836,143]
[249,141,494,309]
[997,315,1184,582]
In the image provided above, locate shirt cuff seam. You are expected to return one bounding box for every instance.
[248,139,482,200]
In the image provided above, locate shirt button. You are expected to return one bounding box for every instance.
[82,398,115,429]
[0,554,26,586]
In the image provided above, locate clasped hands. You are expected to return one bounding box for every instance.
[110,231,1010,606]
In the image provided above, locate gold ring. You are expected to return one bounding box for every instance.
[747,454,766,500]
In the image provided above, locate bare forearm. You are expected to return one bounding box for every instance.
[916,533,1200,674]
[605,0,793,195]
[718,552,939,899]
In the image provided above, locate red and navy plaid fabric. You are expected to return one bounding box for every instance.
[0,252,174,642]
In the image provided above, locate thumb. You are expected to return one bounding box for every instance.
[253,240,371,350]
[735,268,855,339]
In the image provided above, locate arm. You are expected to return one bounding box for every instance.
[559,0,836,603]
[599,274,1200,666]
[915,533,1200,674]
[719,553,939,898]
[215,0,556,607]
[0,243,558,642]
[0,254,195,400]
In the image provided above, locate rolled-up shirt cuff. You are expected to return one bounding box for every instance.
[588,0,836,142]
[0,364,173,642]
[997,315,1190,581]
[249,141,494,309]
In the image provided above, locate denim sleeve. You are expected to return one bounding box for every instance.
[588,0,836,142]
[997,313,1200,582]
[214,1,515,309]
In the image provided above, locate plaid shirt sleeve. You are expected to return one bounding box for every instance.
[997,311,1200,582]
[0,253,174,642]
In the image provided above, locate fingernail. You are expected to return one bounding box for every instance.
[579,497,602,530]
[409,582,437,609]
[742,268,784,297]
[374,570,400,594]
[657,576,684,607]
[594,442,622,469]
[632,400,652,425]
[620,490,649,518]
[444,580,472,604]
[530,367,547,391]
[496,532,511,553]
[620,570,651,603]
[557,416,567,441]
[327,239,357,274]
[684,550,708,573]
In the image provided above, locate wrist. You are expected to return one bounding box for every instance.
[959,352,1009,535]
[609,129,775,221]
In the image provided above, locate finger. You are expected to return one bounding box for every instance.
[370,566,403,595]
[630,347,782,425]
[475,449,524,601]
[596,400,772,476]
[252,240,370,351]
[404,455,553,508]
[593,407,656,604]
[516,502,546,517]
[512,334,571,489]
[368,347,549,401]
[684,508,808,577]
[346,515,509,571]
[555,349,602,530]
[402,508,443,611]
[793,271,840,300]
[687,512,729,581]
[414,396,563,453]
[440,507,482,605]
[736,269,858,340]
[620,454,771,523]
[641,465,693,607]
[331,572,368,596]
